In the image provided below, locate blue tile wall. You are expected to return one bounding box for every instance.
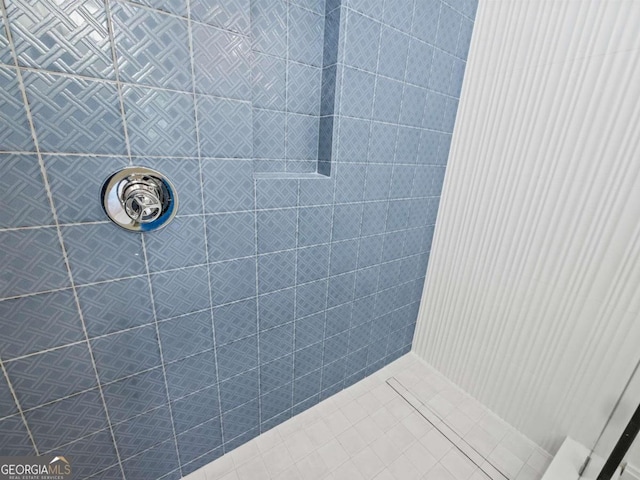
[0,0,476,478]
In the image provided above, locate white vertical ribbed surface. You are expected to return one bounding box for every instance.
[413,0,640,454]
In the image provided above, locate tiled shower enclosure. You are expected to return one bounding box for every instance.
[0,0,476,478]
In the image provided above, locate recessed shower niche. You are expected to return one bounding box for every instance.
[251,0,341,175]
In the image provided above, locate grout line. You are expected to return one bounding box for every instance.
[186,0,226,456]
[0,358,38,454]
[0,0,127,476]
[290,179,301,414]
[253,178,263,433]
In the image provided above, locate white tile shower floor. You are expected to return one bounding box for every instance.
[182,353,553,480]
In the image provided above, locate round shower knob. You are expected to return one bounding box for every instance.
[101,167,178,232]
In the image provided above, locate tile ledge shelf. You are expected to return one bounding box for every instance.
[253,172,330,180]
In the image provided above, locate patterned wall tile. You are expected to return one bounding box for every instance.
[182,446,222,475]
[256,179,298,209]
[335,117,369,163]
[330,239,358,275]
[325,303,351,337]
[129,0,187,16]
[258,287,295,330]
[400,85,428,127]
[177,417,222,464]
[327,272,355,308]
[158,310,214,363]
[190,0,250,34]
[258,251,296,294]
[293,369,321,404]
[26,389,108,452]
[261,382,292,421]
[144,216,207,271]
[335,164,366,203]
[253,109,285,159]
[373,76,403,123]
[7,0,114,78]
[343,11,380,73]
[295,313,324,349]
[5,342,97,409]
[322,8,341,67]
[123,85,197,156]
[113,404,175,458]
[151,265,211,319]
[0,13,12,64]
[251,0,286,57]
[165,350,217,400]
[360,201,387,236]
[171,384,219,433]
[429,49,455,95]
[219,368,258,412]
[382,0,414,32]
[339,67,375,119]
[0,289,83,359]
[287,114,319,160]
[216,335,258,381]
[355,267,379,298]
[297,244,330,284]
[121,438,179,479]
[209,257,256,305]
[412,0,440,44]
[112,2,191,90]
[287,63,321,115]
[23,71,126,154]
[0,415,36,456]
[91,325,162,383]
[257,209,297,253]
[378,26,410,81]
[295,279,327,318]
[396,126,421,164]
[298,206,331,247]
[321,357,345,389]
[259,323,293,363]
[102,368,168,423]
[252,52,286,110]
[368,123,398,164]
[423,91,447,131]
[436,4,463,56]
[202,159,254,213]
[0,374,17,418]
[260,354,293,393]
[0,227,69,299]
[288,4,324,67]
[213,298,257,345]
[78,276,153,338]
[221,398,259,442]
[457,17,474,60]
[54,428,120,478]
[0,67,33,152]
[331,203,363,241]
[193,23,249,99]
[406,39,433,88]
[198,95,252,158]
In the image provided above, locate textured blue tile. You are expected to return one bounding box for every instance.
[293,370,321,404]
[123,85,197,156]
[138,157,203,215]
[78,276,153,338]
[261,382,292,421]
[330,239,358,275]
[325,303,351,337]
[260,323,293,363]
[122,439,179,479]
[294,312,324,349]
[287,63,321,115]
[377,26,409,80]
[177,417,223,464]
[45,155,128,224]
[102,368,168,424]
[56,429,119,478]
[345,0,383,18]
[112,2,191,90]
[182,447,223,476]
[390,165,416,199]
[335,164,366,203]
[429,49,455,95]
[331,203,363,241]
[258,251,296,294]
[417,130,441,165]
[159,310,213,363]
[292,0,325,13]
[0,67,33,152]
[62,223,144,285]
[295,279,327,318]
[261,405,291,431]
[298,206,331,247]
[355,267,379,298]
[322,6,341,66]
[81,464,123,480]
[321,357,345,389]
[252,52,286,110]
[257,209,297,254]
[320,65,337,118]
[396,127,421,164]
[253,109,285,159]
[298,177,334,206]
[191,0,250,33]
[91,325,161,384]
[129,0,187,16]
[23,71,125,154]
[287,114,319,160]
[382,0,414,32]
[400,86,428,127]
[216,335,258,380]
[260,354,293,393]
[0,154,50,228]
[259,288,295,330]
[165,350,217,400]
[336,117,369,163]
[436,4,463,55]
[222,399,259,441]
[288,4,323,66]
[368,123,398,164]
[151,265,211,319]
[0,13,11,64]
[360,202,387,238]
[27,389,108,452]
[172,385,219,433]
[5,342,96,409]
[0,374,17,418]
[213,298,257,345]
[198,96,252,158]
[193,23,250,99]
[357,235,384,269]
[210,257,256,305]
[324,334,348,363]
[219,368,258,412]
[450,57,467,98]
[114,406,175,458]
[203,159,254,213]
[412,0,440,44]
[406,40,434,88]
[256,179,298,209]
[348,322,372,351]
[373,76,403,123]
[386,200,411,233]
[382,232,406,263]
[423,91,447,130]
[144,216,206,271]
[8,0,114,78]
[339,67,375,119]
[327,272,355,307]
[343,11,380,72]
[297,244,330,285]
[251,0,286,56]
[294,342,323,377]
[0,290,82,360]
[443,97,460,133]
[0,416,36,456]
[457,17,474,60]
